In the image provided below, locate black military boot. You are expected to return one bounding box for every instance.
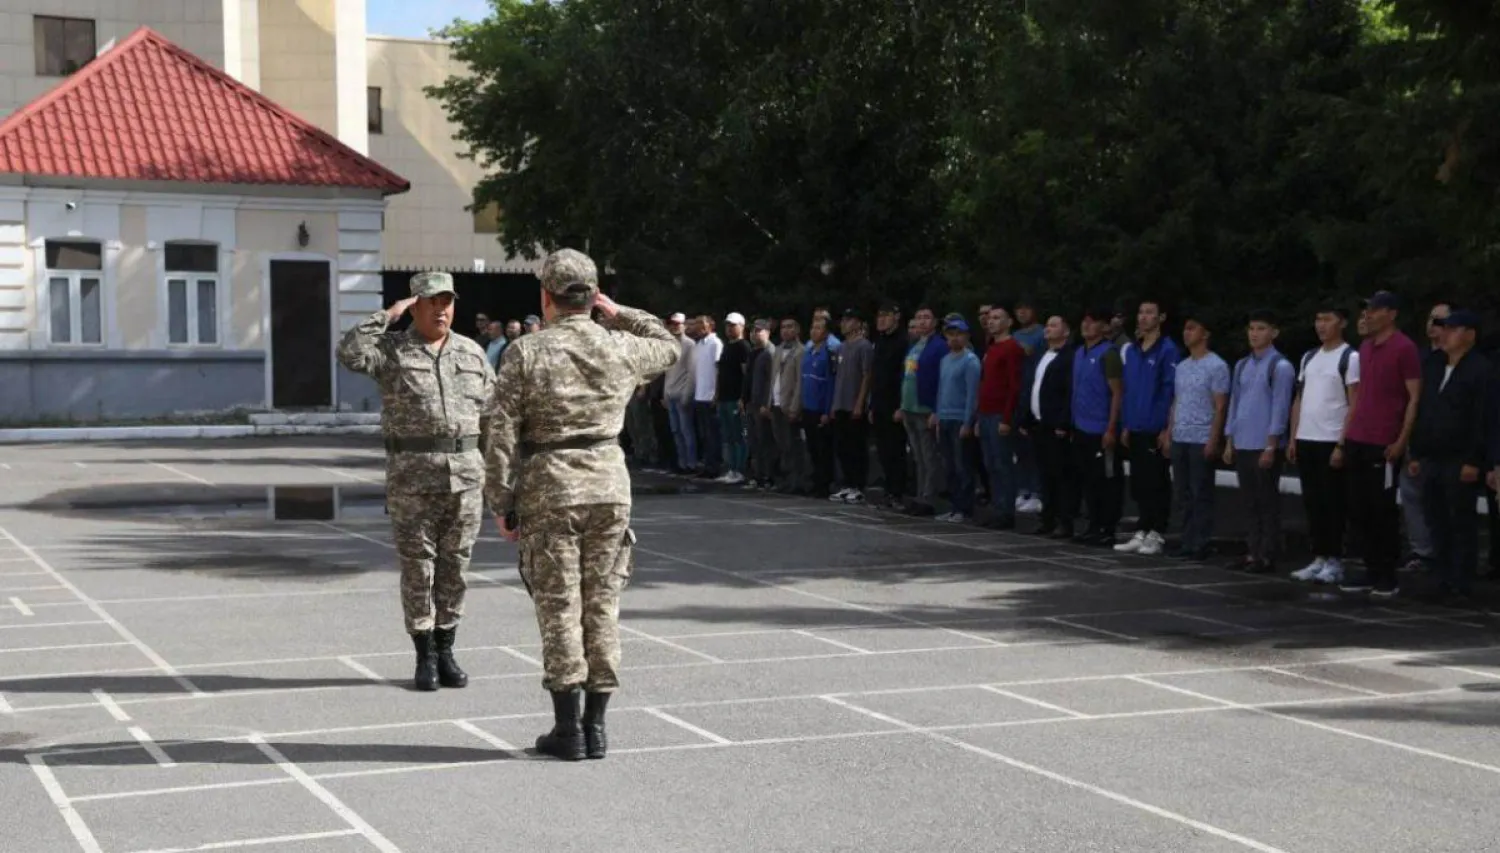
[411,631,438,692]
[432,627,468,688]
[582,691,610,759]
[535,688,586,761]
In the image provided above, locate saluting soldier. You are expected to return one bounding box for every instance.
[336,271,495,692]
[484,248,681,761]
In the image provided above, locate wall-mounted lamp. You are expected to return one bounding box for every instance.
[297,221,310,248]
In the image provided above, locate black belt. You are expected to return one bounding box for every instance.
[520,435,617,456]
[385,435,481,454]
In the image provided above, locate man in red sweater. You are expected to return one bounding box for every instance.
[976,304,1026,529]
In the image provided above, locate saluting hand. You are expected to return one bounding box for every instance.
[495,513,519,543]
[386,296,418,322]
[593,292,620,319]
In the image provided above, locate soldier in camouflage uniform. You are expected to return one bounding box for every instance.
[336,271,495,692]
[484,248,681,761]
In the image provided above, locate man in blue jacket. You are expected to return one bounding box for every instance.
[800,314,837,498]
[1116,298,1180,555]
[1071,305,1125,546]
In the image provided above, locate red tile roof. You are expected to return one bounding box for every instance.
[0,27,409,194]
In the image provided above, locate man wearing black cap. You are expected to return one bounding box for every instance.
[869,303,909,508]
[1408,308,1489,600]
[1340,291,1423,598]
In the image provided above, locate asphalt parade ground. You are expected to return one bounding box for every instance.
[0,438,1497,853]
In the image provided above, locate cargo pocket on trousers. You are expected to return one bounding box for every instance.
[516,542,535,599]
[611,528,636,591]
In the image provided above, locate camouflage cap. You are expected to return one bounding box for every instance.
[409,271,456,299]
[539,248,598,297]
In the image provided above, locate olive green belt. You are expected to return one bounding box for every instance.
[384,435,481,454]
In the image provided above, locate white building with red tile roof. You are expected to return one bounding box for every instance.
[0,26,410,419]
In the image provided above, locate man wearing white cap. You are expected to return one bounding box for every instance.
[715,312,752,483]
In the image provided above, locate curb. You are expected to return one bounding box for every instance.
[0,425,382,443]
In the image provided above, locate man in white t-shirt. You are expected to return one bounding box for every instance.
[692,315,725,478]
[1288,305,1361,584]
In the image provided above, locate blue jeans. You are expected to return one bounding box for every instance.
[977,414,1017,518]
[938,420,974,516]
[718,401,747,474]
[668,400,697,469]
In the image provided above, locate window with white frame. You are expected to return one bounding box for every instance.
[164,242,220,346]
[44,240,104,345]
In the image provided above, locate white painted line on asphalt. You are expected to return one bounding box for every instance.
[1444,664,1500,681]
[337,656,387,683]
[497,646,543,668]
[642,707,732,744]
[68,587,392,606]
[9,596,33,616]
[0,693,12,713]
[148,461,213,485]
[0,641,130,655]
[618,623,725,663]
[310,464,381,485]
[633,543,1010,649]
[122,829,364,853]
[1260,667,1384,697]
[753,557,1019,575]
[821,695,1291,853]
[0,527,205,697]
[1045,617,1139,642]
[56,683,1477,803]
[451,719,517,752]
[1130,676,1500,778]
[73,462,86,468]
[0,583,65,594]
[794,629,870,654]
[27,754,105,853]
[129,727,176,767]
[1161,610,1260,632]
[246,735,403,853]
[92,689,131,722]
[979,685,1091,719]
[0,619,108,631]
[316,521,390,549]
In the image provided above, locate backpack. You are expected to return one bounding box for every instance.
[1295,345,1352,396]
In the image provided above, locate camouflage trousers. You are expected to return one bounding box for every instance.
[516,503,635,692]
[387,489,483,634]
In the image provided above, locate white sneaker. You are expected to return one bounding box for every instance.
[1137,531,1165,556]
[1313,558,1344,585]
[829,488,852,502]
[843,490,865,505]
[1020,497,1044,514]
[1014,496,1029,511]
[1291,559,1327,582]
[714,472,736,483]
[1114,531,1148,553]
[728,471,745,484]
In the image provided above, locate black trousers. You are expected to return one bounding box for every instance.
[1296,440,1347,558]
[801,415,835,495]
[965,433,987,500]
[1073,432,1125,535]
[833,410,870,491]
[1346,441,1401,590]
[873,413,908,500]
[1128,430,1171,534]
[1421,460,1481,594]
[1234,449,1285,562]
[1033,427,1076,531]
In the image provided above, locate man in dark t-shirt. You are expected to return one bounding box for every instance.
[716,312,753,484]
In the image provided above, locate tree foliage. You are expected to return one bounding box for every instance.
[428,0,1499,345]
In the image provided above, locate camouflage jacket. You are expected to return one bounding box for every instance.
[336,312,496,494]
[483,306,681,517]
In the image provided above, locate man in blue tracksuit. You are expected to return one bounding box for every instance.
[1072,305,1125,546]
[1116,298,1180,554]
[800,314,837,498]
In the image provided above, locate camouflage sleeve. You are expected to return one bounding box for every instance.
[478,343,500,455]
[611,305,682,378]
[336,311,393,378]
[482,343,525,515]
